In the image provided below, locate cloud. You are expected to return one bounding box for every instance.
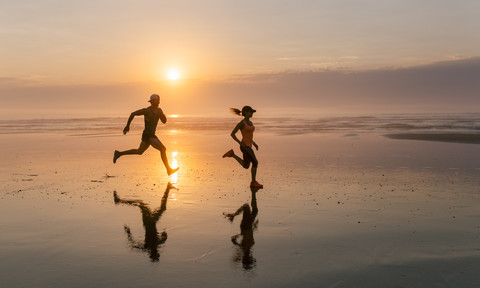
[212,57,480,113]
[0,76,30,86]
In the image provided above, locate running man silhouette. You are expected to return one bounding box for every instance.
[222,106,263,188]
[113,94,179,176]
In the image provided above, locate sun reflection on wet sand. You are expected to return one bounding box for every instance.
[169,151,179,186]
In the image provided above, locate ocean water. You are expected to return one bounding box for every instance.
[1,113,479,135]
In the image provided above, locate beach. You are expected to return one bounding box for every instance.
[1,114,480,287]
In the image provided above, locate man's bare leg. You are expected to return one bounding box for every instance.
[114,142,149,163]
[149,138,179,175]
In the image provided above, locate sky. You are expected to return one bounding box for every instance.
[1,0,479,118]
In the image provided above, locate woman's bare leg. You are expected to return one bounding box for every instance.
[232,154,245,167]
[251,166,257,182]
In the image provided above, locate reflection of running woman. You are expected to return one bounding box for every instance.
[223,106,263,188]
[113,94,179,176]
[113,182,176,262]
[224,186,260,270]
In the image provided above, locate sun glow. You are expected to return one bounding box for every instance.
[167,69,180,81]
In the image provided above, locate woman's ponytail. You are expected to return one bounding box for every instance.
[230,108,242,116]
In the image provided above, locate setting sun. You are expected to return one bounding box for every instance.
[167,69,180,81]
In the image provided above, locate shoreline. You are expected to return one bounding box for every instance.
[385,133,480,144]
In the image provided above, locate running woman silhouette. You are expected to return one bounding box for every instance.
[223,106,263,188]
[113,94,179,176]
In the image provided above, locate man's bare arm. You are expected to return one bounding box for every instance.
[159,108,167,124]
[123,109,145,134]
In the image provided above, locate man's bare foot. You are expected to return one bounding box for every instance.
[167,167,179,176]
[113,191,120,203]
[113,150,120,164]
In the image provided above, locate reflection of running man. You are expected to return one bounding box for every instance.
[113,94,179,176]
[113,182,176,262]
[223,106,263,188]
[224,187,260,270]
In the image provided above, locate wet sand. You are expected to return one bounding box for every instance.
[1,129,480,287]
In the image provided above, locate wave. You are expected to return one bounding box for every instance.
[1,113,479,135]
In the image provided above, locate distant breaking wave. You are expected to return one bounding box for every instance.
[0,114,479,136]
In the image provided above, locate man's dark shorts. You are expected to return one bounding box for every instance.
[142,131,159,143]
